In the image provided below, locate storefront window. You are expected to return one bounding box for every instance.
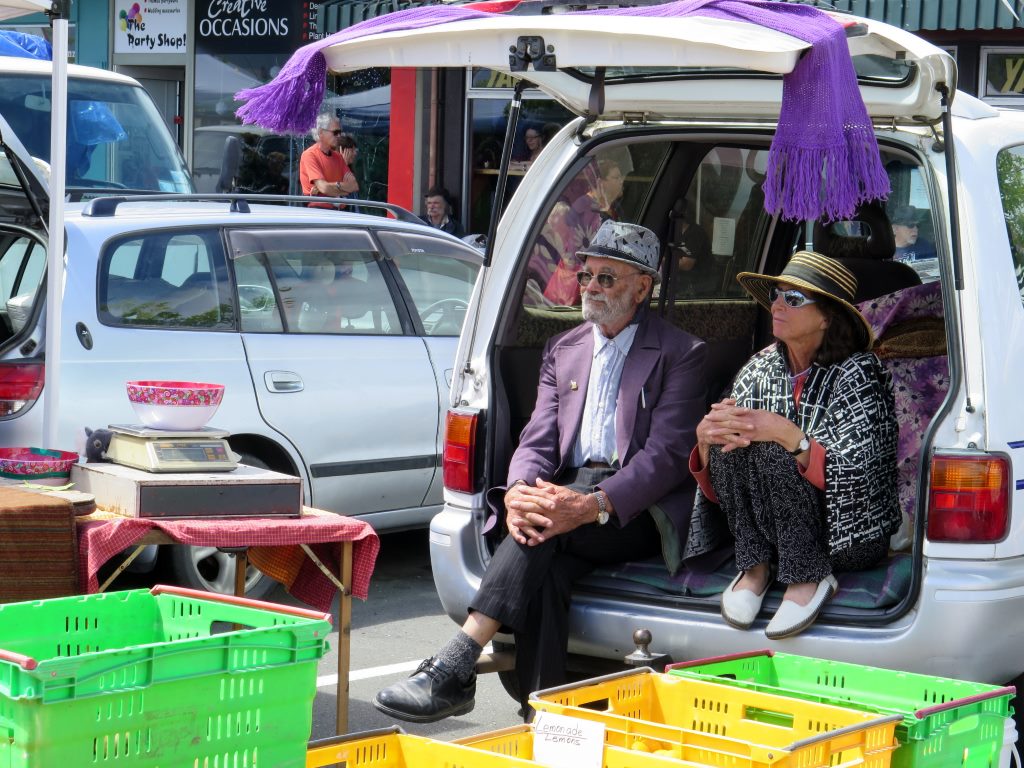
[465,69,573,234]
[192,59,390,203]
[981,47,1024,106]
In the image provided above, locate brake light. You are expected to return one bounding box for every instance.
[443,409,478,493]
[927,454,1009,542]
[0,362,44,417]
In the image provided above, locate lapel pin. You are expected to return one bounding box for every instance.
[570,380,578,391]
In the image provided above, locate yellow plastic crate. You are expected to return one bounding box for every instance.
[529,668,901,768]
[309,724,893,768]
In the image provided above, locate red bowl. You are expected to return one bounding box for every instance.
[0,447,79,483]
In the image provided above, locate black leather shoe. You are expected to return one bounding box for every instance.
[372,656,476,723]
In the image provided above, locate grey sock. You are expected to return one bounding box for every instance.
[435,630,483,684]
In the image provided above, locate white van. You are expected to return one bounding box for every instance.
[310,2,1024,723]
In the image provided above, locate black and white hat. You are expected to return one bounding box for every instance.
[577,220,661,284]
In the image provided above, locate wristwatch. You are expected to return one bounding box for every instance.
[789,433,810,456]
[593,490,610,525]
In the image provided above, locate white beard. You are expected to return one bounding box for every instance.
[582,289,635,326]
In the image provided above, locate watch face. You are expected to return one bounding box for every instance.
[597,510,610,525]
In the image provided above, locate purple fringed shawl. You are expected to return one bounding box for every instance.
[235,0,890,221]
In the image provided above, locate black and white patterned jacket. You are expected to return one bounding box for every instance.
[732,344,901,554]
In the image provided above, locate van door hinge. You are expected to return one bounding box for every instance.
[622,112,648,125]
[509,36,556,72]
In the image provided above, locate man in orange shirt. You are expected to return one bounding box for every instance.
[299,114,359,209]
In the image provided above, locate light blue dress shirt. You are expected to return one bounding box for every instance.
[572,323,638,468]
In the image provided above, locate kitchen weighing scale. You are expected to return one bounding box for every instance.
[106,424,239,473]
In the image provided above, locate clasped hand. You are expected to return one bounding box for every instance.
[504,479,594,546]
[696,398,795,463]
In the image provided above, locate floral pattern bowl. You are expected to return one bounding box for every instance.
[126,381,225,431]
[0,447,79,485]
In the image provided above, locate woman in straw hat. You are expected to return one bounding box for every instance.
[689,251,900,639]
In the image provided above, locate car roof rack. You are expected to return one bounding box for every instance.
[81,194,423,223]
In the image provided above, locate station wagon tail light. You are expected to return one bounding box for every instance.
[928,454,1009,542]
[443,409,478,493]
[0,362,44,417]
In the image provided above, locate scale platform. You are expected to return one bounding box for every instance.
[107,424,238,473]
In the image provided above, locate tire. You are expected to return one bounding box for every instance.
[493,640,521,703]
[166,449,278,599]
[168,543,278,599]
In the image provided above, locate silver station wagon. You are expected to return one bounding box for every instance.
[0,109,481,595]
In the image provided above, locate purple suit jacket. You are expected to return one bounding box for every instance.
[502,311,706,560]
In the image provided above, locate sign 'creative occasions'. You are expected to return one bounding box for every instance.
[195,0,322,55]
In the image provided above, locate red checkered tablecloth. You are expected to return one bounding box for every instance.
[77,509,379,610]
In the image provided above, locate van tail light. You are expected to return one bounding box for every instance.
[0,362,44,417]
[443,409,479,493]
[927,453,1009,542]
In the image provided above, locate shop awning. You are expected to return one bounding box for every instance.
[806,0,1022,31]
[318,0,1023,35]
[318,0,439,35]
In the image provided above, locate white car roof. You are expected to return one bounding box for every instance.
[318,8,954,123]
[0,55,142,85]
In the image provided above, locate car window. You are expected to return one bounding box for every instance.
[664,146,771,301]
[998,144,1024,307]
[228,228,401,335]
[98,229,234,329]
[0,233,45,335]
[522,142,673,310]
[376,231,481,336]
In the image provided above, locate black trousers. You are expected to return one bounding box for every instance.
[709,441,887,583]
[469,467,660,710]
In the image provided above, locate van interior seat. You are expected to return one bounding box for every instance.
[813,200,921,302]
[857,279,948,550]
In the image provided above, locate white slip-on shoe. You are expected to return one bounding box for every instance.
[765,574,839,640]
[720,569,772,630]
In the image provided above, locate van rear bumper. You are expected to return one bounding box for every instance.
[430,503,1024,685]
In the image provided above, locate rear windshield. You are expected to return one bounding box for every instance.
[0,75,193,195]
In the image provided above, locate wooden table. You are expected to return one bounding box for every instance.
[76,507,378,734]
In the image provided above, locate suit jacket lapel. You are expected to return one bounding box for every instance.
[616,316,658,466]
[558,327,594,464]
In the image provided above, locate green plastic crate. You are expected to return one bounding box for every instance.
[0,585,331,767]
[667,650,1014,768]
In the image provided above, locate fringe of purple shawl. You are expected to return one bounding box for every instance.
[235,0,890,221]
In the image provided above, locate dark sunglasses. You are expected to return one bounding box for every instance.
[576,270,640,289]
[323,128,343,136]
[770,286,817,308]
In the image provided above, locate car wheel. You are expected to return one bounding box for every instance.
[167,449,278,599]
[493,640,521,704]
[168,544,277,599]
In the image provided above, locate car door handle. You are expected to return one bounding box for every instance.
[264,371,304,392]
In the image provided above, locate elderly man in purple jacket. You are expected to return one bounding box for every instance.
[374,220,707,723]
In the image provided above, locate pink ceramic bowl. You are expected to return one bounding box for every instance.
[0,447,79,484]
[126,380,225,431]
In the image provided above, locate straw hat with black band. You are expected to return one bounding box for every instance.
[736,250,874,348]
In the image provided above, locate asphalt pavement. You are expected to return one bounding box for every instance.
[306,528,525,742]
[109,528,525,744]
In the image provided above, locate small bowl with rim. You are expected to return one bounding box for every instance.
[0,447,79,485]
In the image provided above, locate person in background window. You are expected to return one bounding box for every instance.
[570,158,626,251]
[519,127,544,163]
[299,113,358,210]
[667,197,713,296]
[422,186,465,237]
[891,205,936,263]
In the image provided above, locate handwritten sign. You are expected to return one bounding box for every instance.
[532,711,605,768]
